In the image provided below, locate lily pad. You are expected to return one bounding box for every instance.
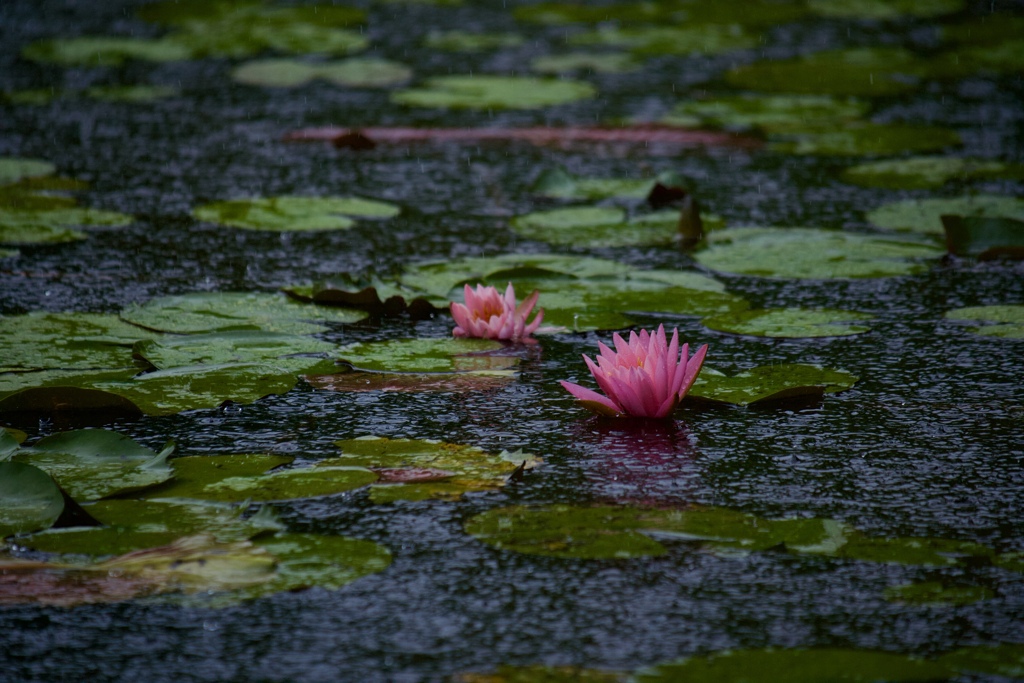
[569,25,758,56]
[531,52,640,74]
[942,215,1024,260]
[13,429,173,502]
[335,338,516,373]
[867,195,1024,236]
[391,76,596,110]
[85,85,180,103]
[840,156,1024,189]
[20,527,184,557]
[806,0,964,19]
[634,649,954,683]
[304,369,516,393]
[771,123,961,157]
[0,158,55,185]
[283,279,442,316]
[511,207,689,248]
[193,195,400,232]
[688,364,858,407]
[938,644,1024,678]
[884,581,993,605]
[133,330,336,371]
[838,535,993,566]
[514,1,807,26]
[143,453,294,500]
[0,206,134,245]
[22,36,193,66]
[660,95,869,132]
[725,47,930,97]
[120,291,367,334]
[530,169,686,200]
[424,31,523,52]
[232,58,412,88]
[945,305,1024,339]
[701,308,874,338]
[327,436,541,502]
[695,227,943,279]
[0,462,65,538]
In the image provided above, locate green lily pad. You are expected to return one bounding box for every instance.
[0,248,16,258]
[771,123,961,157]
[465,505,669,560]
[839,535,994,566]
[569,25,758,56]
[0,206,133,245]
[0,379,145,425]
[193,195,400,232]
[83,498,272,542]
[634,649,954,683]
[0,462,65,538]
[867,195,1024,236]
[531,52,641,74]
[840,156,1024,189]
[424,31,524,51]
[0,158,55,185]
[19,527,184,558]
[120,291,367,334]
[143,453,294,500]
[327,436,541,503]
[511,207,687,248]
[391,76,596,110]
[138,1,365,28]
[283,279,442,316]
[884,581,993,605]
[514,1,807,26]
[133,330,336,371]
[22,36,193,67]
[994,552,1024,573]
[0,428,22,457]
[661,95,869,132]
[807,0,964,19]
[938,644,1024,678]
[701,308,874,338]
[725,48,930,97]
[0,311,158,373]
[942,215,1024,259]
[335,338,516,373]
[945,305,1024,339]
[232,58,412,88]
[695,227,943,279]
[182,466,377,503]
[530,169,686,201]
[304,369,517,393]
[688,364,858,407]
[84,85,180,103]
[13,430,173,502]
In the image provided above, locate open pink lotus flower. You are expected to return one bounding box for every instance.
[450,283,544,342]
[560,325,708,419]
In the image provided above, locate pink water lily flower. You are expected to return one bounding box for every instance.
[560,325,708,419]
[450,283,544,342]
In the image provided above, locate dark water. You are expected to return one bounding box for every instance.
[1,1,1023,681]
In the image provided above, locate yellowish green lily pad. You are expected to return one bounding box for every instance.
[688,364,858,407]
[771,123,961,157]
[839,535,994,566]
[634,649,954,683]
[885,581,993,605]
[531,52,641,74]
[866,195,1024,236]
[569,25,757,56]
[1,206,134,245]
[807,0,964,19]
[22,37,193,67]
[0,158,55,185]
[335,338,516,373]
[423,31,523,52]
[530,168,686,201]
[0,462,65,538]
[133,330,336,371]
[696,227,943,279]
[945,305,1024,339]
[391,76,596,110]
[841,156,1024,189]
[120,291,367,335]
[511,206,688,248]
[232,58,412,88]
[937,644,1024,678]
[660,95,869,132]
[701,308,874,338]
[194,195,399,232]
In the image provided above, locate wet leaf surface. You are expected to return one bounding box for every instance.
[232,58,412,88]
[0,462,65,538]
[391,76,596,109]
[840,156,1024,189]
[867,195,1024,235]
[193,195,400,232]
[701,308,874,338]
[944,305,1024,339]
[688,364,858,406]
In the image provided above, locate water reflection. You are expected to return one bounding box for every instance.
[570,418,701,506]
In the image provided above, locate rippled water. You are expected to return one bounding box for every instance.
[2,1,1023,681]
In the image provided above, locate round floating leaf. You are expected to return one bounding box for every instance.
[20,527,183,558]
[885,581,993,605]
[569,25,757,56]
[120,291,367,334]
[0,158,55,185]
[0,462,64,538]
[84,85,179,103]
[514,1,806,26]
[634,648,954,683]
[688,364,858,406]
[465,505,668,560]
[424,31,523,51]
[0,428,22,458]
[134,330,335,371]
[144,453,295,500]
[807,0,964,19]
[511,207,685,247]
[695,227,943,279]
[180,466,377,503]
[138,1,365,27]
[530,169,685,200]
[702,308,874,338]
[867,195,1024,236]
[13,429,173,501]
[0,206,133,245]
[22,36,193,66]
[945,305,1024,339]
[772,123,961,157]
[232,58,412,88]
[0,248,17,258]
[938,644,1024,678]
[840,156,1022,189]
[661,94,869,132]
[0,223,86,245]
[725,48,930,97]
[391,76,596,110]
[193,195,399,232]
[0,311,158,373]
[0,382,144,425]
[304,369,516,393]
[335,338,515,373]
[86,498,266,541]
[839,535,993,566]
[531,52,640,74]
